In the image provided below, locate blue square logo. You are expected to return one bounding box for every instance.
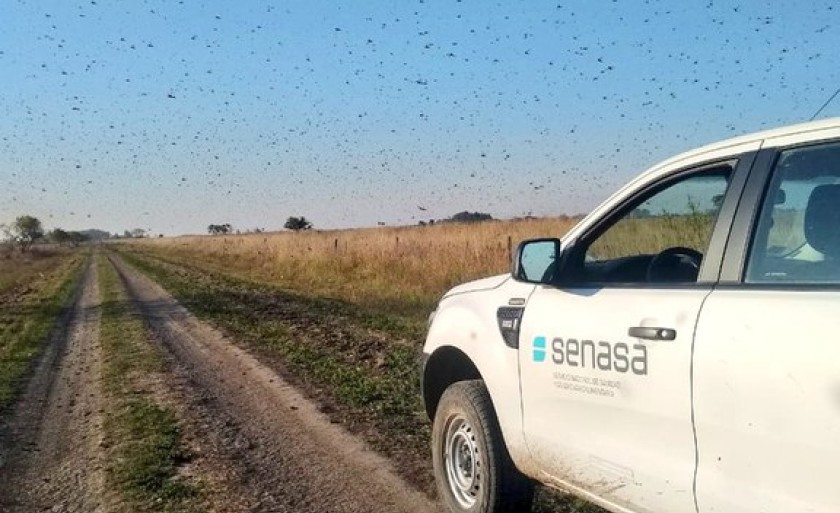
[532,336,546,362]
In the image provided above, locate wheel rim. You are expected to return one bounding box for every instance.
[443,415,482,509]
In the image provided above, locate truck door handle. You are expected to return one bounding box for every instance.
[628,326,677,341]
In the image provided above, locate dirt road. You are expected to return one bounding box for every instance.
[0,260,106,512]
[0,255,439,513]
[0,253,436,513]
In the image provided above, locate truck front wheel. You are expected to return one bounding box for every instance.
[432,380,534,513]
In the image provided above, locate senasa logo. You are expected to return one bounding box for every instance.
[532,336,547,362]
[531,336,648,375]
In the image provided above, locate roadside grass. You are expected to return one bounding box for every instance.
[0,251,84,409]
[128,248,423,341]
[97,255,199,512]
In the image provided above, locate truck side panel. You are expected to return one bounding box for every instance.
[693,290,840,513]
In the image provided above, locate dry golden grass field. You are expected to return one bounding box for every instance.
[126,217,579,320]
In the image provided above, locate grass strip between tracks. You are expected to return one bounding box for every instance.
[97,255,199,512]
[0,251,85,409]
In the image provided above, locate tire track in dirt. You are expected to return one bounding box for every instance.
[0,259,107,512]
[109,254,439,513]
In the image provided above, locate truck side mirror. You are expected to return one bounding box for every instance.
[512,238,562,284]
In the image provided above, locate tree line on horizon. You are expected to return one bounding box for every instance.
[418,211,495,226]
[1,210,572,251]
[207,211,519,236]
[207,216,313,235]
[208,211,503,236]
[1,215,87,253]
[1,214,151,254]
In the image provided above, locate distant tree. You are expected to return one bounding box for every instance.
[50,228,70,245]
[447,211,494,223]
[130,228,147,238]
[284,216,313,231]
[12,215,44,252]
[207,223,232,235]
[50,229,88,247]
[78,229,110,241]
[629,208,652,219]
[67,231,88,247]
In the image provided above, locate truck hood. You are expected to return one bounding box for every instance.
[442,273,510,299]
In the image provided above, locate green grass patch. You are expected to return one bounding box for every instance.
[0,252,85,409]
[97,255,199,512]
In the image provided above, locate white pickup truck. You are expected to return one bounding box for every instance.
[422,118,840,513]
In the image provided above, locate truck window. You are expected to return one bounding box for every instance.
[576,167,731,284]
[746,141,840,283]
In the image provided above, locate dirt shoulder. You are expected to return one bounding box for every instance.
[109,254,439,513]
[0,259,107,512]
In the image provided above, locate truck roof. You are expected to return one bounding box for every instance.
[653,116,840,173]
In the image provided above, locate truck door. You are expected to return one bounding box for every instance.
[518,158,747,513]
[694,139,840,513]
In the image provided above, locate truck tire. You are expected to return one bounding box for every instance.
[432,380,534,513]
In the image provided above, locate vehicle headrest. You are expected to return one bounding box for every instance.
[805,184,840,259]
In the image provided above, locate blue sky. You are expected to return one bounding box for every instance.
[1,0,839,235]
